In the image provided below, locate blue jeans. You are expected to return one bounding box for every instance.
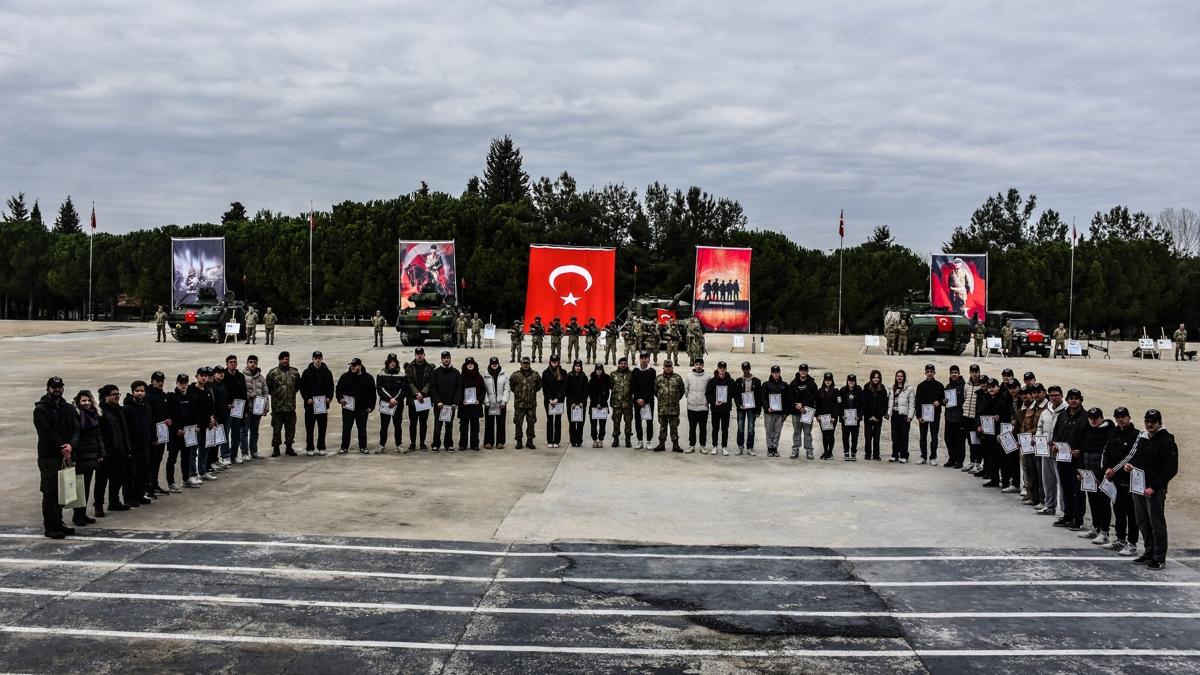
[736,409,757,449]
[227,417,244,458]
[245,414,262,455]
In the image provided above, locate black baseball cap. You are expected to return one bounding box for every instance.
[195,367,208,376]
[969,364,980,372]
[414,347,424,354]
[798,363,809,370]
[386,352,398,361]
[846,373,857,381]
[1066,388,1083,400]
[1087,407,1103,419]
[550,354,560,362]
[151,371,165,382]
[278,351,290,359]
[1001,368,1014,376]
[823,372,834,380]
[693,358,704,365]
[312,351,323,358]
[488,356,499,364]
[1145,409,1162,423]
[440,351,451,358]
[46,376,64,388]
[1113,406,1130,418]
[987,378,1000,387]
[741,361,751,370]
[1023,371,1035,380]
[717,361,727,369]
[176,373,189,383]
[770,365,781,372]
[348,357,362,367]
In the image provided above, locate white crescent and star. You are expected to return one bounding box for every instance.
[548,265,592,306]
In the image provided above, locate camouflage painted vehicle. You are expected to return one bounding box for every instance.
[394,284,457,346]
[884,292,973,355]
[169,288,246,342]
[621,285,694,350]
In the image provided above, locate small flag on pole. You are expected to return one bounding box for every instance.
[838,209,844,239]
[309,211,315,232]
[90,205,96,231]
[1072,222,1077,246]
[461,277,467,290]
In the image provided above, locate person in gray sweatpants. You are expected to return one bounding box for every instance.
[1035,387,1067,515]
[787,364,818,458]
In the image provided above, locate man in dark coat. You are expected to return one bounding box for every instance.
[430,350,461,450]
[96,384,132,514]
[1126,409,1180,570]
[336,358,377,454]
[33,376,79,538]
[299,351,335,456]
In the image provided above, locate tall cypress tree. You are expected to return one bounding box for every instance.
[30,199,43,228]
[54,196,82,234]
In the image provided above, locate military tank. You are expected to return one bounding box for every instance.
[395,283,457,346]
[169,288,246,342]
[621,285,694,351]
[883,291,973,355]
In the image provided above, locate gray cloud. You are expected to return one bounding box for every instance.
[2,1,1197,253]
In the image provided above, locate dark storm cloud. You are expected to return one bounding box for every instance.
[1,1,1197,252]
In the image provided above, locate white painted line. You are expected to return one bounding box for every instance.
[1,586,1198,620]
[0,533,1147,562]
[3,626,1200,659]
[2,558,1199,588]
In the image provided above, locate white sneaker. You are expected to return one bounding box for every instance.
[306,449,315,457]
[1078,528,1099,539]
[233,457,244,464]
[242,453,253,461]
[1107,539,1126,551]
[930,459,939,466]
[736,447,744,455]
[1091,532,1110,545]
[633,440,643,449]
[205,472,218,480]
[376,446,386,454]
[916,458,927,465]
[1119,543,1138,556]
[186,477,201,487]
[318,449,327,456]
[699,446,708,454]
[747,449,756,456]
[168,483,181,493]
[721,447,729,456]
[684,446,695,454]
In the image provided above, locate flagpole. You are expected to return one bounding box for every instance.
[837,210,844,336]
[88,202,94,321]
[1069,216,1075,337]
[308,200,313,326]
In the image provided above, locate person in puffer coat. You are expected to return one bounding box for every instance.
[683,358,710,454]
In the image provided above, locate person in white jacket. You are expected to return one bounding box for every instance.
[684,358,711,454]
[483,357,511,449]
[1035,385,1067,516]
[888,370,914,463]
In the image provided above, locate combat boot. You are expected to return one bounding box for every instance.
[611,437,619,448]
[651,441,666,452]
[672,442,684,453]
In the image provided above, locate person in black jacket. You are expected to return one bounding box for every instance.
[166,374,195,490]
[837,374,863,460]
[787,364,818,459]
[209,367,230,470]
[631,352,657,449]
[299,351,335,456]
[914,364,945,465]
[705,361,734,455]
[430,350,461,450]
[187,368,217,480]
[1125,409,1179,569]
[223,355,248,463]
[336,357,377,454]
[405,348,434,450]
[33,376,79,538]
[814,373,839,460]
[145,371,170,495]
[71,390,103,526]
[96,384,132,514]
[861,370,889,461]
[122,382,155,506]
[761,366,790,457]
[1102,407,1141,556]
[735,362,762,455]
[565,360,589,447]
[1051,388,1088,529]
[978,379,1013,489]
[1076,409,1113,544]
[541,355,567,448]
[376,353,408,452]
[457,357,484,450]
[942,365,967,469]
[588,364,612,447]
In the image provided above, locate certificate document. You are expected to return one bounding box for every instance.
[252,396,268,416]
[231,399,246,419]
[313,396,328,415]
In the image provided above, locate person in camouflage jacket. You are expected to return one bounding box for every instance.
[266,351,301,454]
[508,357,542,448]
[608,357,633,447]
[652,362,685,451]
[584,318,600,363]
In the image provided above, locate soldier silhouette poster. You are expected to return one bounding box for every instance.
[171,237,226,308]
[399,240,457,309]
[693,245,751,333]
[930,253,987,322]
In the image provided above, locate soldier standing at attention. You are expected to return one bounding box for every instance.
[972,320,986,357]
[509,319,524,363]
[566,317,582,362]
[884,317,897,355]
[244,306,258,345]
[603,320,619,365]
[471,313,483,349]
[266,351,300,457]
[264,307,278,345]
[454,313,468,349]
[530,316,545,363]
[665,318,682,366]
[651,361,685,452]
[609,356,633,447]
[508,357,541,449]
[585,318,600,363]
[1053,322,1068,359]
[372,310,386,348]
[621,321,637,362]
[630,319,644,362]
[896,318,909,355]
[154,305,168,343]
[1001,319,1014,357]
[549,318,564,360]
[1173,323,1187,361]
[686,317,705,364]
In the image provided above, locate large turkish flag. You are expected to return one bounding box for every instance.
[524,245,616,331]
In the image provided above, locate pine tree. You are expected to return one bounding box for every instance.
[3,192,30,222]
[30,199,43,228]
[221,201,247,225]
[481,135,529,205]
[53,196,82,234]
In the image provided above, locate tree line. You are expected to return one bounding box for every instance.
[3,138,1197,337]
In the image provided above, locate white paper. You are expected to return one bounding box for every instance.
[715,385,728,405]
[999,422,1014,436]
[1156,338,1173,351]
[184,425,199,447]
[592,407,609,420]
[1035,434,1050,457]
[464,387,478,406]
[640,405,653,421]
[570,405,584,422]
[741,391,756,409]
[1054,441,1073,462]
[252,396,267,416]
[155,421,169,445]
[214,424,227,446]
[800,407,815,424]
[818,414,834,431]
[413,396,431,412]
[864,334,881,347]
[483,324,496,340]
[379,401,397,416]
[732,335,745,348]
[204,427,216,447]
[1080,469,1098,492]
[981,415,997,435]
[921,404,935,423]
[843,408,858,427]
[1018,432,1034,454]
[969,431,980,445]
[225,322,240,334]
[230,398,245,419]
[1066,340,1083,356]
[313,395,328,414]
[549,402,565,416]
[998,431,1019,454]
[487,404,502,416]
[1130,467,1146,495]
[986,337,1003,349]
[768,393,782,412]
[944,389,958,408]
[1099,477,1118,502]
[438,405,453,422]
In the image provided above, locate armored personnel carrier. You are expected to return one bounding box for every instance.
[169,288,245,342]
[883,291,973,355]
[395,283,457,346]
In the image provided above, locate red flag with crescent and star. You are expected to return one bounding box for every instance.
[524,245,616,331]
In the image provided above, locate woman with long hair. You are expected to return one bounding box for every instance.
[565,360,589,447]
[889,370,914,463]
[588,364,612,447]
[862,370,889,461]
[814,372,839,460]
[71,391,103,526]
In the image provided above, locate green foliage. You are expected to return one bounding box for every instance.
[30,200,43,228]
[482,135,529,206]
[221,201,248,225]
[3,192,30,223]
[54,196,82,234]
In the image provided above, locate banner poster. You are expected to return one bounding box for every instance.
[171,237,226,308]
[399,240,457,309]
[930,253,987,322]
[524,245,616,330]
[693,246,751,333]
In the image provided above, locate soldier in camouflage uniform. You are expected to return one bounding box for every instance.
[609,356,633,447]
[509,319,524,363]
[972,321,986,357]
[645,319,662,365]
[584,318,600,363]
[470,313,483,349]
[530,317,546,363]
[266,350,301,456]
[884,320,897,355]
[685,317,705,365]
[549,318,564,360]
[1052,322,1067,359]
[651,361,685,452]
[621,321,637,362]
[566,317,582,362]
[244,306,258,345]
[1001,320,1014,357]
[508,357,542,448]
[154,305,168,342]
[1174,323,1188,361]
[604,320,619,365]
[664,319,682,366]
[454,313,468,348]
[372,310,386,348]
[264,307,278,345]
[895,318,908,355]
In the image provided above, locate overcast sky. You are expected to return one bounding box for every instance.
[2,1,1197,253]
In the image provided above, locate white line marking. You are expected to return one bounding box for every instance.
[0,533,1150,562]
[3,626,1200,658]
[0,586,1197,619]
[1,557,1198,588]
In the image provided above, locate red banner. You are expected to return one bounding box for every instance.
[930,253,987,322]
[693,246,751,333]
[399,240,457,309]
[524,245,616,330]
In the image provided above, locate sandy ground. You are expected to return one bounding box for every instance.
[2,320,1194,547]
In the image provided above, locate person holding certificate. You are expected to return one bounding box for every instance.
[587,363,612,448]
[166,373,195,490]
[1018,384,1048,509]
[1102,407,1142,556]
[683,358,710,454]
[376,354,409,453]
[404,348,435,451]
[761,365,790,457]
[705,361,734,455]
[483,356,510,449]
[1124,409,1178,570]
[1050,388,1088,529]
[1034,385,1068,516]
[145,372,171,495]
[430,351,462,451]
[223,355,248,464]
[814,373,839,460]
[836,374,863,461]
[1075,408,1114,545]
[299,351,335,457]
[888,370,913,463]
[564,360,589,448]
[541,355,567,448]
[961,364,987,474]
[187,368,218,479]
[456,357,485,451]
[786,364,818,459]
[976,378,1009,488]
[858,370,887,462]
[914,364,945,466]
[735,362,762,456]
[630,353,657,450]
[941,366,966,469]
[335,358,376,454]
